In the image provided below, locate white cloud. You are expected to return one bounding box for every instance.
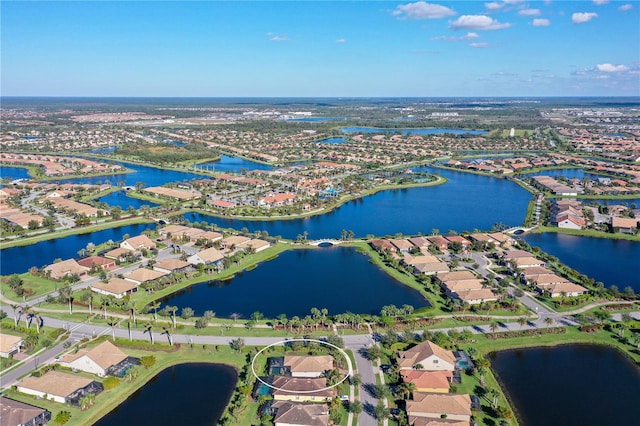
[392,2,456,19]
[532,18,551,26]
[484,2,504,12]
[494,71,516,76]
[335,38,347,44]
[461,32,480,40]
[596,63,629,72]
[518,8,541,16]
[618,4,633,11]
[571,12,598,24]
[450,15,511,30]
[269,35,290,42]
[503,0,525,4]
[470,42,491,48]
[592,0,609,5]
[431,32,480,42]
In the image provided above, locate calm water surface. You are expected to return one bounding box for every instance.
[96,190,160,210]
[0,166,31,180]
[160,246,428,317]
[522,233,640,291]
[0,223,156,275]
[184,166,531,239]
[491,344,640,426]
[194,154,274,172]
[94,363,236,426]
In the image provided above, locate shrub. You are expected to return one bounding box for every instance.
[140,355,156,369]
[103,376,120,390]
[54,411,71,425]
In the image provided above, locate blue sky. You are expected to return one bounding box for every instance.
[1,1,638,97]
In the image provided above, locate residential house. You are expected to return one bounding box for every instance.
[0,396,51,426]
[76,256,116,270]
[487,232,514,247]
[555,214,585,229]
[220,235,251,250]
[272,401,329,426]
[123,268,167,285]
[406,392,472,422]
[91,278,138,299]
[284,356,333,378]
[400,370,452,393]
[43,259,89,280]
[539,282,589,298]
[413,262,450,276]
[611,217,638,234]
[370,240,395,253]
[120,234,156,252]
[403,255,440,266]
[103,247,134,261]
[512,257,545,269]
[153,258,191,274]
[17,371,103,405]
[397,341,456,371]
[444,236,471,250]
[452,289,499,305]
[59,341,134,377]
[187,247,224,266]
[409,417,469,426]
[271,377,336,402]
[390,239,414,253]
[427,236,449,252]
[409,237,429,248]
[0,334,23,358]
[238,238,271,253]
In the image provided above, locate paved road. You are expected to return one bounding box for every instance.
[345,334,379,426]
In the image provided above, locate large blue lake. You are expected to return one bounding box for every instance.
[522,233,640,291]
[160,246,428,318]
[193,155,273,172]
[0,166,31,181]
[94,363,236,426]
[491,344,640,426]
[96,190,161,210]
[183,166,531,239]
[341,127,488,135]
[0,223,156,275]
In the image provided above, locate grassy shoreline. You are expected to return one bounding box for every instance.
[531,225,640,241]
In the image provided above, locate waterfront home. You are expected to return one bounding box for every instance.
[143,186,201,200]
[537,282,589,298]
[468,233,497,245]
[512,257,545,269]
[524,273,568,287]
[17,371,103,405]
[0,396,51,426]
[103,247,134,261]
[406,392,472,422]
[452,289,499,305]
[284,355,334,378]
[427,236,450,252]
[58,341,134,377]
[153,258,191,274]
[187,247,224,266]
[91,278,138,299]
[403,255,440,266]
[158,224,190,238]
[398,341,456,371]
[435,270,478,282]
[0,333,23,358]
[272,401,329,426]
[370,239,395,252]
[76,256,116,270]
[238,238,271,253]
[413,262,450,276]
[120,234,156,252]
[390,239,414,253]
[209,199,237,209]
[259,192,296,208]
[409,236,429,248]
[271,377,336,402]
[124,268,167,285]
[502,249,535,260]
[444,235,471,250]
[610,217,638,234]
[555,214,585,229]
[440,279,485,294]
[400,370,452,393]
[487,232,514,247]
[43,259,89,280]
[220,235,251,250]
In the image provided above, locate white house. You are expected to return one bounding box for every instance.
[59,341,129,377]
[397,340,456,371]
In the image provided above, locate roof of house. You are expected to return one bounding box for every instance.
[409,416,470,426]
[271,377,336,397]
[159,224,190,236]
[513,257,544,266]
[401,370,452,390]
[390,239,414,250]
[122,234,156,249]
[407,393,472,417]
[284,356,333,374]
[60,341,128,370]
[240,238,271,251]
[0,334,23,354]
[404,255,440,266]
[221,235,251,247]
[468,233,495,242]
[414,263,450,274]
[503,250,535,260]
[91,278,137,296]
[0,396,49,426]
[444,236,470,245]
[611,217,638,228]
[435,271,477,282]
[442,279,485,291]
[487,232,511,243]
[521,266,554,277]
[18,371,94,398]
[43,259,89,278]
[153,258,190,271]
[545,282,589,295]
[453,289,499,302]
[76,256,114,268]
[398,341,456,369]
[104,247,133,259]
[527,274,569,285]
[124,268,167,283]
[194,247,224,263]
[409,237,429,247]
[272,402,329,426]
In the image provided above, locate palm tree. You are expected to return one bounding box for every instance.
[162,326,173,346]
[543,317,554,327]
[149,301,161,323]
[518,317,527,330]
[144,323,154,344]
[59,285,73,315]
[107,319,117,341]
[489,389,500,409]
[489,321,500,333]
[10,304,22,327]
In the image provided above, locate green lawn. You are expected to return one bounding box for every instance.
[531,226,640,242]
